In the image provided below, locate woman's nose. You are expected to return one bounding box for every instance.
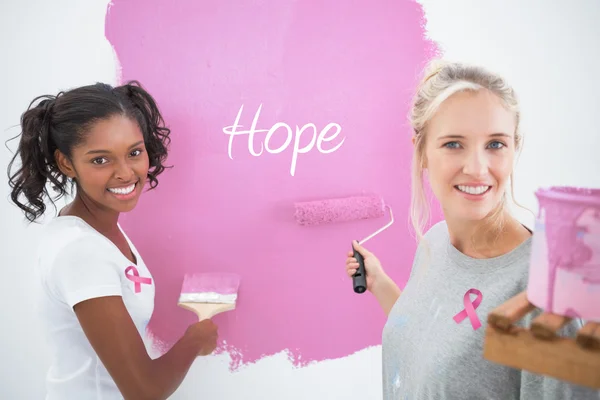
[114,160,135,182]
[462,149,488,178]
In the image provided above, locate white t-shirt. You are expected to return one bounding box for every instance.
[34,216,155,399]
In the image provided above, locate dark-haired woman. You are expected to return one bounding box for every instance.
[8,81,216,400]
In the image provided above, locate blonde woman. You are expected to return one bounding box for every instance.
[345,60,600,399]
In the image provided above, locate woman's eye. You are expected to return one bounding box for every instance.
[488,141,505,150]
[444,141,461,149]
[92,157,108,165]
[130,149,142,157]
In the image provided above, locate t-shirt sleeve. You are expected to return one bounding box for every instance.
[406,225,437,283]
[407,221,451,282]
[48,235,123,308]
[519,313,600,399]
[407,238,424,281]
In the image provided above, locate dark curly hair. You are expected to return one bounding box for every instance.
[7,80,171,222]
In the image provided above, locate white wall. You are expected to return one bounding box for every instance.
[1,0,599,398]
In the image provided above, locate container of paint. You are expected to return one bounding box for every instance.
[527,186,600,321]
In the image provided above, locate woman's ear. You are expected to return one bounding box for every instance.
[55,149,76,178]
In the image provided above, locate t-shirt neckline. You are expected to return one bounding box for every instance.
[445,232,532,274]
[54,215,139,266]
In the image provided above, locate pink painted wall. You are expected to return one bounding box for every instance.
[105,0,440,369]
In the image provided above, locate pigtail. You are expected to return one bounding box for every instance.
[7,95,67,222]
[118,81,171,189]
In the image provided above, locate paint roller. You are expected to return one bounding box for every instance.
[293,194,394,294]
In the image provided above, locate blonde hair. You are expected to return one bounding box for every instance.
[409,59,524,244]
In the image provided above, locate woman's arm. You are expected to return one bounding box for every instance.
[347,241,402,316]
[370,273,402,316]
[74,296,217,400]
[48,235,217,399]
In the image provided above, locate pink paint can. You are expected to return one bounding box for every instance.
[527,186,600,321]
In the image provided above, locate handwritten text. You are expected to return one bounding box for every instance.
[223,104,345,176]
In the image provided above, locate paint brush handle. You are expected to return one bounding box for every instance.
[352,242,367,294]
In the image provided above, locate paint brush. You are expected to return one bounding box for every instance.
[177,272,241,320]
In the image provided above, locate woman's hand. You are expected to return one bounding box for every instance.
[344,241,401,315]
[184,319,219,356]
[345,240,385,292]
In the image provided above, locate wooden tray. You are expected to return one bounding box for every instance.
[483,291,600,389]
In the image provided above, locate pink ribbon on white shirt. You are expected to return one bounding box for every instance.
[125,266,152,293]
[453,288,483,330]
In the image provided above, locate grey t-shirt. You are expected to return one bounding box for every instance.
[382,221,600,400]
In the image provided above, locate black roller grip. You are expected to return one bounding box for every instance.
[352,242,367,294]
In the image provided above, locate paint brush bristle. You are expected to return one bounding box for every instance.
[178,272,241,304]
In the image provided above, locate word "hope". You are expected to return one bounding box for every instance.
[223,104,345,176]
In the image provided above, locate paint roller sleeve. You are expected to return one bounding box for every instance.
[293,195,386,226]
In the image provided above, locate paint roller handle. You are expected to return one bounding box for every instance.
[352,242,368,294]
